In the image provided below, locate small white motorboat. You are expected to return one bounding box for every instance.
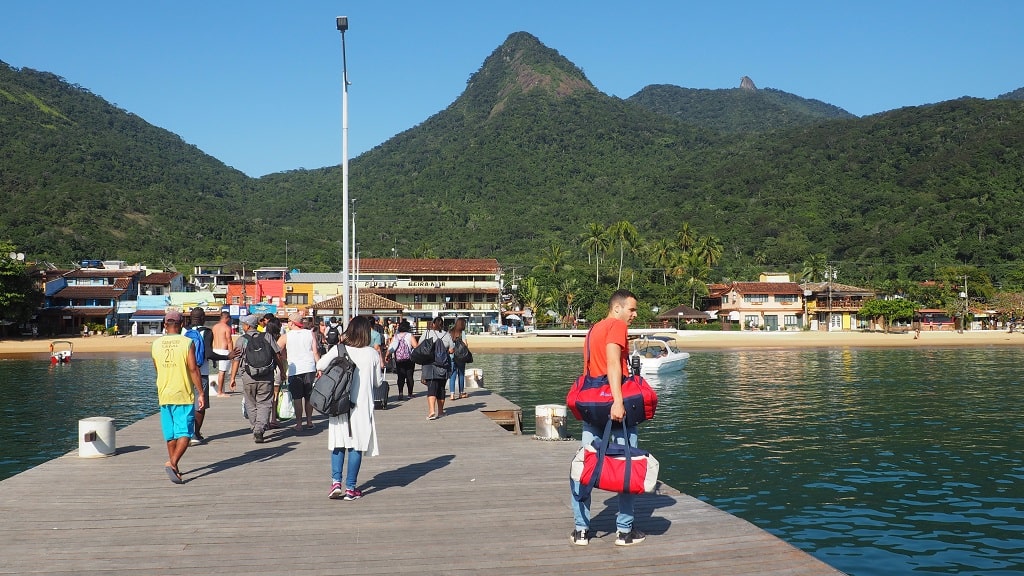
[630,336,689,374]
[50,340,73,364]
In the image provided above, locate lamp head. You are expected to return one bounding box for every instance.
[336,16,348,32]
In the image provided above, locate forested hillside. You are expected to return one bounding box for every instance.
[0,61,252,265]
[3,35,1024,294]
[627,83,855,133]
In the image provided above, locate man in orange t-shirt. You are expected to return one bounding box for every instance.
[570,289,647,547]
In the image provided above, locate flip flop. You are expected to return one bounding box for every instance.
[164,465,183,484]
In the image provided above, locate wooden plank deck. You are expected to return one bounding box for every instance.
[0,387,845,575]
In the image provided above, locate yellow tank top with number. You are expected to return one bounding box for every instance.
[152,334,195,405]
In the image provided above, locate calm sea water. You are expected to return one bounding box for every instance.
[1,348,1022,576]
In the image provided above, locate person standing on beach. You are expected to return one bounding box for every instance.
[278,311,320,431]
[229,314,285,444]
[569,289,646,547]
[211,310,234,395]
[317,315,380,500]
[151,310,203,484]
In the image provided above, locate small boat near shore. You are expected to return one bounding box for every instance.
[49,340,73,364]
[630,336,689,374]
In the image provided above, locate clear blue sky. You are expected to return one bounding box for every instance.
[3,1,1021,177]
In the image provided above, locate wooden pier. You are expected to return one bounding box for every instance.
[0,388,844,575]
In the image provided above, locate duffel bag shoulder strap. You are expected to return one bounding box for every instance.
[578,419,615,500]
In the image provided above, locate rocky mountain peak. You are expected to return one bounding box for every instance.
[457,32,596,118]
[740,76,757,91]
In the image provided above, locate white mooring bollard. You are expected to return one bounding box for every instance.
[78,417,116,458]
[534,404,569,440]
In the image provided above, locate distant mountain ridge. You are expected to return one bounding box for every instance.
[3,35,1024,288]
[627,81,856,133]
[998,87,1024,100]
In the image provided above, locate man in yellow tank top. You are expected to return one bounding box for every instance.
[151,310,203,484]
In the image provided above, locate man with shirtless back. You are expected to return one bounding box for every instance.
[211,310,234,395]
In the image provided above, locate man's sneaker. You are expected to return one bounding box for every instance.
[343,488,363,501]
[614,528,647,546]
[569,529,589,546]
[189,437,201,446]
[254,432,265,444]
[328,482,344,499]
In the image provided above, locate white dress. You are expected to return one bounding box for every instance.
[317,345,380,456]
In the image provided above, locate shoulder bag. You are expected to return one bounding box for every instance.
[570,417,660,500]
[566,329,658,427]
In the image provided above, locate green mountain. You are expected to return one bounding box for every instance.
[0,61,251,265]
[627,81,856,133]
[3,34,1024,290]
[998,87,1024,100]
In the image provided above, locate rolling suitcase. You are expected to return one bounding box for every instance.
[373,367,390,410]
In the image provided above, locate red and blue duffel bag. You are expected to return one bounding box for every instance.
[566,330,657,427]
[570,418,660,499]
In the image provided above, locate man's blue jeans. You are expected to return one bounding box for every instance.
[570,420,638,533]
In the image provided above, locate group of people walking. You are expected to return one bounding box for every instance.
[383,317,473,420]
[150,311,471,500]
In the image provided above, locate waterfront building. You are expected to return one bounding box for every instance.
[39,262,144,335]
[705,273,804,331]
[801,281,877,331]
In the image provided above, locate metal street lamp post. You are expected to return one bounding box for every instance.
[337,16,351,327]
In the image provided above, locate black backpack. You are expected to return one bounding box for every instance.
[242,332,276,380]
[452,337,473,365]
[310,346,356,417]
[432,333,450,368]
[325,324,340,346]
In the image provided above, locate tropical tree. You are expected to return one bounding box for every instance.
[679,251,712,307]
[858,298,917,333]
[533,241,569,274]
[646,238,676,285]
[676,222,696,253]
[517,276,543,321]
[579,223,611,284]
[611,220,639,289]
[694,234,724,269]
[801,253,828,282]
[0,242,39,336]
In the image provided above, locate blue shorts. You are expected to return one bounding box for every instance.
[160,404,196,441]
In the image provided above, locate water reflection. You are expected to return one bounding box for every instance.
[469,348,1024,576]
[2,348,1022,576]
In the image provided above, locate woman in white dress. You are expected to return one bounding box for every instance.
[316,315,381,500]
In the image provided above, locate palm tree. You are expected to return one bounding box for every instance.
[611,220,639,289]
[647,238,676,285]
[676,222,696,253]
[534,241,568,274]
[694,235,724,268]
[801,253,828,282]
[517,277,543,319]
[579,223,610,284]
[680,252,712,308]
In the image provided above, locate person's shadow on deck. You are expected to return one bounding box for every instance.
[183,441,301,481]
[362,455,454,494]
[588,490,677,538]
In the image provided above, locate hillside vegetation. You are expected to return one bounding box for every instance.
[3,33,1024,298]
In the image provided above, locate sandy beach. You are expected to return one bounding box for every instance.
[4,328,1024,359]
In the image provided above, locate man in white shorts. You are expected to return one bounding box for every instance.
[212,310,234,395]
